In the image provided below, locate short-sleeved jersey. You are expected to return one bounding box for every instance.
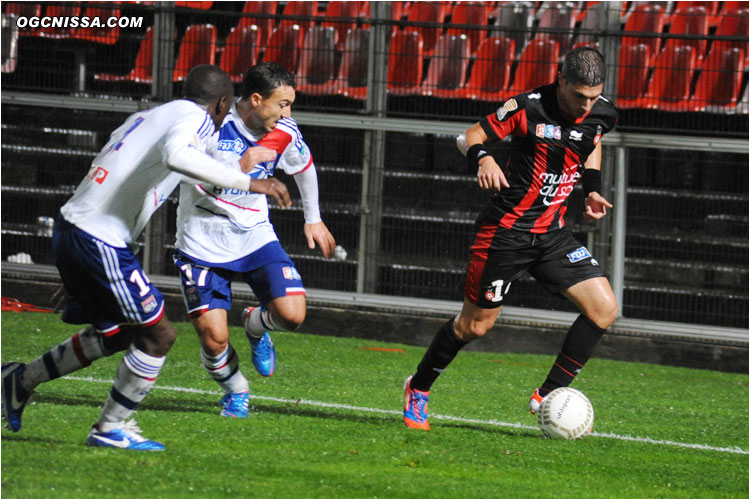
[478,83,618,233]
[60,100,221,248]
[175,101,314,264]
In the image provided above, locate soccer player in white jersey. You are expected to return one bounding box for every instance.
[1,65,290,450]
[173,62,336,418]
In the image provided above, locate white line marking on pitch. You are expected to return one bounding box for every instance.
[63,376,748,455]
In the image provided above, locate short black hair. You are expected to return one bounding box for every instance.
[561,47,606,87]
[240,62,296,100]
[182,64,234,105]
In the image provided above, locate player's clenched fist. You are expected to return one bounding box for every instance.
[249,177,292,209]
[239,146,277,173]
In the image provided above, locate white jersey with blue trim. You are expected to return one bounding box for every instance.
[60,100,226,248]
[175,101,314,264]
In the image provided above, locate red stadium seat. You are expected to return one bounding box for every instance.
[616,43,651,109]
[664,6,708,64]
[238,1,277,47]
[535,1,577,53]
[463,36,516,101]
[446,2,489,55]
[279,1,318,33]
[173,24,217,82]
[421,33,471,98]
[387,30,424,95]
[335,28,370,100]
[176,1,213,9]
[322,0,360,49]
[4,3,41,36]
[71,7,122,45]
[296,26,338,95]
[94,26,154,83]
[667,1,720,27]
[691,46,745,112]
[713,8,749,66]
[639,44,697,111]
[37,4,81,39]
[622,3,666,55]
[263,24,303,73]
[219,25,260,83]
[404,1,450,56]
[507,38,559,97]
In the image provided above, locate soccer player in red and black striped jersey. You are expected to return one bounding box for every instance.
[404,47,619,430]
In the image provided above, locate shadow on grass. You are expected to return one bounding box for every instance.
[28,393,537,439]
[0,433,69,445]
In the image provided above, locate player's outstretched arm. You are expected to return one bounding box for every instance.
[581,141,612,221]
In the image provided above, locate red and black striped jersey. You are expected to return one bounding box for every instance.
[478,83,618,234]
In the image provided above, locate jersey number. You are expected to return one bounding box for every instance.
[487,279,512,303]
[129,269,152,297]
[180,264,208,287]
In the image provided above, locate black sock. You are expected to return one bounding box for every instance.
[411,319,468,392]
[540,314,605,396]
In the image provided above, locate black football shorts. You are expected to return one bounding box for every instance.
[463,222,605,308]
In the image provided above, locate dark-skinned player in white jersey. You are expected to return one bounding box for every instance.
[403,47,619,430]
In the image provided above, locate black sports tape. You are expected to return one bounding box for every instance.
[581,169,601,197]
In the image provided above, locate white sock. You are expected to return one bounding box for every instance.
[244,307,283,338]
[95,344,164,432]
[200,343,249,395]
[22,326,107,391]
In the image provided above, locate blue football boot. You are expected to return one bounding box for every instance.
[85,420,165,451]
[243,307,277,377]
[2,362,33,432]
[219,391,250,418]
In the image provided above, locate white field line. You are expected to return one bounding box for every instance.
[64,376,748,455]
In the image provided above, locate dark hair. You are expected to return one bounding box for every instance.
[240,62,296,100]
[182,64,234,105]
[561,47,606,86]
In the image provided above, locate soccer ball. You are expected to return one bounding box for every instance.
[537,387,594,440]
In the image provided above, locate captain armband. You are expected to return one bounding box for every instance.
[581,168,601,198]
[466,144,491,169]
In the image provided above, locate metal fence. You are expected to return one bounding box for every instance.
[1,1,748,331]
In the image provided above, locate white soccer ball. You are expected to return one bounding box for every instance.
[537,387,594,440]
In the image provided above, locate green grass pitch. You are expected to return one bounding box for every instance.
[1,311,748,498]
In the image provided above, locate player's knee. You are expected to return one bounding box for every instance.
[277,308,305,331]
[198,328,228,356]
[141,319,177,356]
[100,328,134,355]
[454,319,491,341]
[591,299,618,329]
